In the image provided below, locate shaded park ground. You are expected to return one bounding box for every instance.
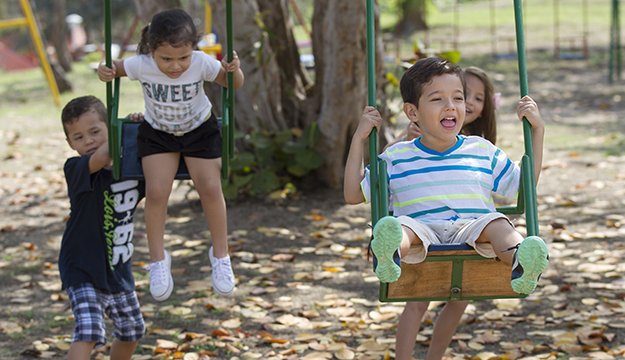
[2,51,625,359]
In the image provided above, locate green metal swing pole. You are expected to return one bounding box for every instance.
[513,0,539,237]
[366,0,379,226]
[366,0,388,226]
[610,0,621,84]
[226,0,235,160]
[616,0,622,80]
[220,0,234,180]
[105,0,113,159]
[610,0,616,83]
[104,0,122,179]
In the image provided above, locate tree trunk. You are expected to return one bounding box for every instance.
[257,0,311,126]
[50,0,72,72]
[206,0,386,188]
[307,0,388,188]
[399,0,428,35]
[28,0,72,92]
[133,0,181,24]
[307,0,368,188]
[51,62,72,93]
[208,0,295,132]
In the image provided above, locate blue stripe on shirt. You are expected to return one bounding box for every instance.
[390,165,493,180]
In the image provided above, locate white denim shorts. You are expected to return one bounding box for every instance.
[397,212,514,264]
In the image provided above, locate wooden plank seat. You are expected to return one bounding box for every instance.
[379,243,527,302]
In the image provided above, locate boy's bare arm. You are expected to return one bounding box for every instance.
[517,96,544,183]
[344,137,366,204]
[88,142,112,174]
[344,106,383,204]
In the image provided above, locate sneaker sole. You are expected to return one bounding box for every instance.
[213,285,234,296]
[511,236,549,294]
[371,216,403,283]
[152,273,174,301]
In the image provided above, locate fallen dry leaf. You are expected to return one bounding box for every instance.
[334,348,355,360]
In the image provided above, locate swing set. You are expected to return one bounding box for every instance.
[103,0,235,181]
[0,0,61,106]
[365,0,540,302]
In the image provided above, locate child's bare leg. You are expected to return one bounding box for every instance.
[109,339,139,360]
[184,157,228,256]
[426,300,469,360]
[395,301,429,360]
[185,156,234,295]
[400,225,422,256]
[67,341,95,360]
[142,153,179,262]
[476,218,549,294]
[475,218,522,265]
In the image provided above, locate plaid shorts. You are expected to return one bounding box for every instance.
[67,283,145,347]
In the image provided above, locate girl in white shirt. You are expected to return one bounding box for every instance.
[98,8,244,301]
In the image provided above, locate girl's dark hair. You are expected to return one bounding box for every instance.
[400,57,466,108]
[461,66,497,144]
[61,96,107,136]
[137,8,200,54]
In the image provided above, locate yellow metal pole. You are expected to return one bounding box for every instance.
[205,0,212,35]
[19,0,61,106]
[0,18,28,29]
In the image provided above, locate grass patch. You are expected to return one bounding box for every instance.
[0,264,40,280]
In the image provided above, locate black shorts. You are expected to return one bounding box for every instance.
[136,113,222,159]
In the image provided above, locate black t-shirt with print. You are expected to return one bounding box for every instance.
[59,155,145,292]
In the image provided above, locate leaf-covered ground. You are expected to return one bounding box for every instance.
[2,54,625,360]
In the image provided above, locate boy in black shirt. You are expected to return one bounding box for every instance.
[60,96,145,359]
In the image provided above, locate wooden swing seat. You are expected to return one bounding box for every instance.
[379,243,527,302]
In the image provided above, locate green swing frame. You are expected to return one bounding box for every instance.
[365,0,539,302]
[104,0,235,181]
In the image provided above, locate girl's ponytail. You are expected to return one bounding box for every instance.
[137,24,150,55]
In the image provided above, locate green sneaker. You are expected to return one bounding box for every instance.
[510,236,549,294]
[371,216,403,283]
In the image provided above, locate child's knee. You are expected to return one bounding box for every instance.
[403,301,429,316]
[445,300,469,309]
[146,184,172,202]
[196,181,223,199]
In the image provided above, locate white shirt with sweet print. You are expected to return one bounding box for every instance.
[124,51,222,135]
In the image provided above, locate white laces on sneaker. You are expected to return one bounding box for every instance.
[146,259,168,286]
[212,256,234,281]
[209,246,235,295]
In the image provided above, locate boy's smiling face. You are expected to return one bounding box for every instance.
[404,73,466,153]
[65,110,108,156]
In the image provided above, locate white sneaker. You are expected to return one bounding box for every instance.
[145,250,174,301]
[209,246,235,295]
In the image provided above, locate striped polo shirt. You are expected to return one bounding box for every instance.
[362,135,520,223]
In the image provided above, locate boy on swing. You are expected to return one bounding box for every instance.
[344,57,548,360]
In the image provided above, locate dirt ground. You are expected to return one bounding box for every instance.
[2,52,625,359]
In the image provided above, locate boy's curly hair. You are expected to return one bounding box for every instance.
[61,96,107,136]
[400,57,466,108]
